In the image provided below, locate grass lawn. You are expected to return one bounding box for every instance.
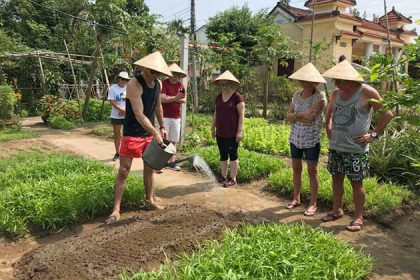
[121,223,373,280]
[0,151,144,237]
[0,128,40,142]
[268,167,414,218]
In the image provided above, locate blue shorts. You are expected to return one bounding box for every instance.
[290,143,321,162]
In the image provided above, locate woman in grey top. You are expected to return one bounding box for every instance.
[286,63,327,216]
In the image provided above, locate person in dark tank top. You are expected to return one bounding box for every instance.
[322,60,393,232]
[106,51,173,224]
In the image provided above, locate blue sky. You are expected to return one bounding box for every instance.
[144,0,419,30]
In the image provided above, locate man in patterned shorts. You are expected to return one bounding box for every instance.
[322,60,393,232]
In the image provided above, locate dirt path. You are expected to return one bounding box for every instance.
[1,117,419,279]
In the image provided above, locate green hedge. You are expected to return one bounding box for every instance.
[268,167,414,218]
[184,146,285,183]
[122,223,372,280]
[184,114,328,156]
[0,152,144,237]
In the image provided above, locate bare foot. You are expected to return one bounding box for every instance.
[105,212,120,225]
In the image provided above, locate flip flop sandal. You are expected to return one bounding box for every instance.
[304,207,317,216]
[321,212,344,222]
[105,213,120,225]
[286,201,301,209]
[223,179,237,188]
[217,176,227,184]
[346,220,363,232]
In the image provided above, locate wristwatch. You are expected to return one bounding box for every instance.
[371,131,378,139]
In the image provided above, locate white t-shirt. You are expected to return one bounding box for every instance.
[107,84,126,119]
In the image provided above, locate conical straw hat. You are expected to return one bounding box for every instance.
[322,60,364,82]
[289,63,326,83]
[214,70,240,85]
[133,51,172,77]
[168,63,187,78]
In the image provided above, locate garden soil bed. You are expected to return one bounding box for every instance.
[0,117,419,280]
[13,204,242,280]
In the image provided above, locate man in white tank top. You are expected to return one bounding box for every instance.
[322,60,393,232]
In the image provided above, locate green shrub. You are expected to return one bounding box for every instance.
[184,146,285,183]
[0,128,39,142]
[84,99,112,122]
[49,116,75,130]
[0,152,144,237]
[268,167,414,218]
[39,95,80,121]
[370,124,420,192]
[19,109,29,118]
[0,85,16,122]
[91,125,114,137]
[243,123,291,155]
[122,223,372,280]
[39,95,111,123]
[270,103,289,120]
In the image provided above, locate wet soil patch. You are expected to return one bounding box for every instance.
[14,204,241,280]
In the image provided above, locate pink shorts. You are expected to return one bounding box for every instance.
[119,136,153,158]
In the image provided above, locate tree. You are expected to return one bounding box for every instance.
[252,16,300,117]
[206,5,264,57]
[205,5,299,116]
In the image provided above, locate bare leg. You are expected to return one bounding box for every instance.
[332,174,345,215]
[230,160,239,182]
[143,161,154,202]
[306,161,319,210]
[350,180,365,223]
[112,124,122,154]
[291,159,303,205]
[220,160,228,178]
[110,157,133,215]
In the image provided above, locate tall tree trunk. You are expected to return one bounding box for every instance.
[263,64,269,118]
[0,61,5,85]
[99,44,110,120]
[82,36,101,120]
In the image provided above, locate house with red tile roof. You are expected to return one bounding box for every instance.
[269,0,417,75]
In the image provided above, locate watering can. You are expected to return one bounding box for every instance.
[142,139,196,170]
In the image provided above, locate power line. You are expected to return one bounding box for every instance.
[26,0,128,35]
[162,6,190,21]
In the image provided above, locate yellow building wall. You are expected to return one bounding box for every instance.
[335,21,356,32]
[301,20,336,71]
[334,37,353,63]
[279,23,303,44]
[314,3,337,13]
[275,23,304,74]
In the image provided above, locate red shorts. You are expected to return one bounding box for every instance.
[119,136,153,158]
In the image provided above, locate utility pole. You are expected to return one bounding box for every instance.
[191,0,199,111]
[309,1,316,62]
[179,34,189,144]
[0,61,4,85]
[36,50,46,94]
[383,0,400,116]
